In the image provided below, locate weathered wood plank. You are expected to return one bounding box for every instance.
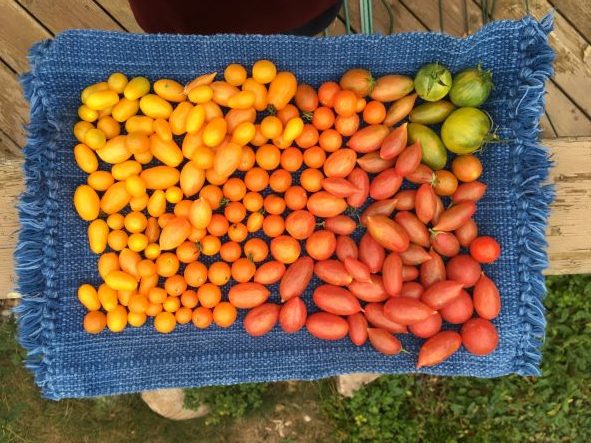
[545,81,591,136]
[549,0,591,44]
[0,156,24,299]
[546,137,591,273]
[0,0,50,73]
[95,0,144,33]
[0,63,28,150]
[17,0,123,33]
[0,129,22,160]
[1,137,589,299]
[485,0,591,123]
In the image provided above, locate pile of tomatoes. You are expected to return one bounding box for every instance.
[72,59,501,368]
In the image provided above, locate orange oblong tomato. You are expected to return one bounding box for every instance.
[210,81,239,107]
[214,142,243,177]
[159,216,192,250]
[225,107,256,134]
[150,134,183,167]
[179,161,205,197]
[306,191,347,218]
[140,166,180,190]
[242,78,267,111]
[266,72,297,111]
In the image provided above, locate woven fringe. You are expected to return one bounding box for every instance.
[511,13,555,376]
[13,39,61,399]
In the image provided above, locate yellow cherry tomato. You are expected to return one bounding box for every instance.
[74,143,98,173]
[78,284,101,311]
[108,72,128,93]
[139,94,173,119]
[124,76,151,100]
[74,185,100,221]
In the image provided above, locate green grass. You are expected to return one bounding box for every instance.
[1,275,590,442]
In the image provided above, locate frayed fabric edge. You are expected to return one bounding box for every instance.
[510,13,555,376]
[13,39,62,399]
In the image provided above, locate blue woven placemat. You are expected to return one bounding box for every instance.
[16,15,554,400]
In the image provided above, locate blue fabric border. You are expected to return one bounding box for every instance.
[14,15,555,398]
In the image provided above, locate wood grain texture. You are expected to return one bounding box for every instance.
[95,0,144,33]
[0,0,51,73]
[487,0,591,123]
[549,0,591,44]
[17,0,123,33]
[0,63,28,149]
[0,129,22,160]
[0,157,24,299]
[1,137,589,299]
[546,137,591,273]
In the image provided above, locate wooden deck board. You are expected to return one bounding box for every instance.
[2,137,590,298]
[94,0,145,34]
[549,0,591,44]
[0,63,28,152]
[16,0,123,33]
[485,0,591,123]
[1,0,51,73]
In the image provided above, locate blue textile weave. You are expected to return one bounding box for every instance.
[16,15,554,400]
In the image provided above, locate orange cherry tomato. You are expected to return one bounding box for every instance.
[184,261,208,287]
[280,147,304,172]
[244,167,269,192]
[303,146,326,168]
[451,154,483,183]
[164,274,187,296]
[220,241,242,262]
[192,306,213,328]
[295,124,319,149]
[231,257,256,283]
[247,212,264,233]
[207,214,229,237]
[180,289,199,308]
[276,103,299,125]
[237,145,256,171]
[208,261,231,286]
[334,114,360,137]
[264,194,286,215]
[263,214,285,238]
[270,235,301,264]
[156,252,180,277]
[300,168,324,192]
[312,107,335,130]
[269,169,292,193]
[243,191,264,212]
[318,82,340,107]
[333,90,358,117]
[363,100,387,124]
[228,223,248,242]
[199,185,224,210]
[434,170,459,196]
[255,144,281,170]
[197,283,222,308]
[284,186,308,210]
[224,201,247,223]
[319,129,343,152]
[223,178,247,201]
[244,238,269,262]
[200,235,221,255]
[176,241,200,263]
[212,302,237,328]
